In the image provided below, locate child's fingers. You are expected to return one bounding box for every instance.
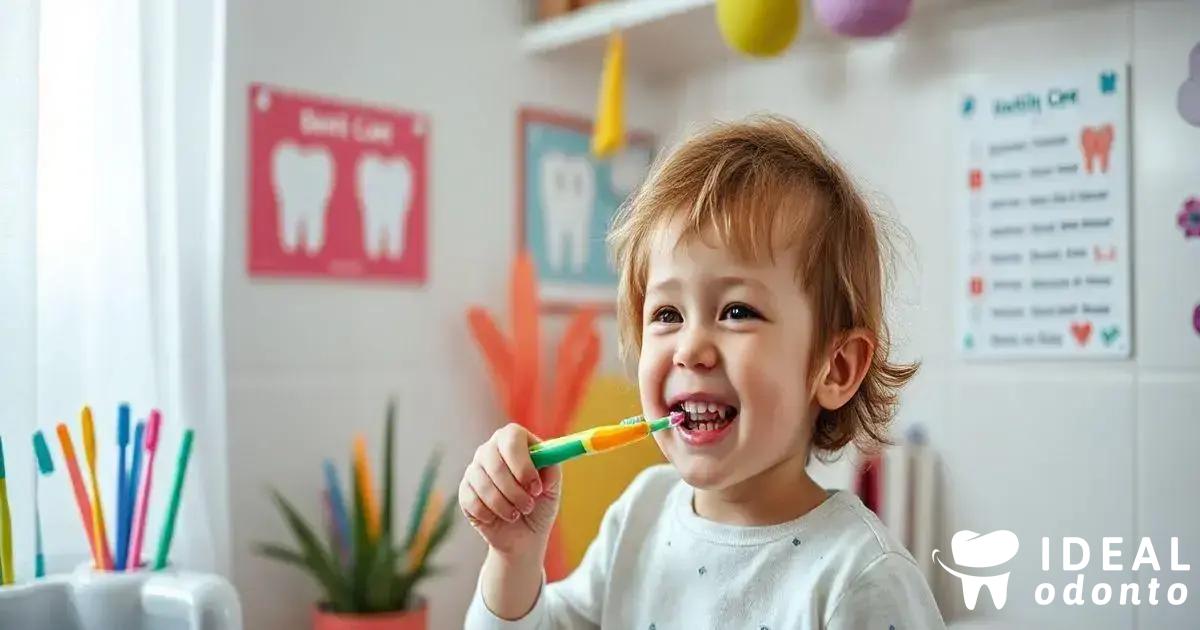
[458,476,496,525]
[495,425,542,497]
[466,461,521,523]
[479,443,535,515]
[538,461,562,494]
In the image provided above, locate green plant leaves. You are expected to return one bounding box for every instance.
[262,493,352,611]
[404,449,442,551]
[256,401,455,614]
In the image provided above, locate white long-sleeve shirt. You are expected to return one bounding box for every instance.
[466,465,945,630]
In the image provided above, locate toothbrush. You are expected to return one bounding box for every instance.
[81,406,114,570]
[528,412,684,469]
[127,410,162,570]
[0,437,12,584]
[114,404,130,570]
[32,431,55,578]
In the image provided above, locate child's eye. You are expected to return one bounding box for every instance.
[650,307,683,324]
[720,303,762,321]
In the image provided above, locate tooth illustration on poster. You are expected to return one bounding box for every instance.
[540,152,596,274]
[271,142,334,255]
[248,84,428,282]
[357,153,414,260]
[1080,124,1114,174]
[518,107,654,308]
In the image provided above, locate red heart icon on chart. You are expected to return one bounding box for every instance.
[1070,321,1093,346]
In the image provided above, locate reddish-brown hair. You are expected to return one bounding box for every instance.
[607,115,917,457]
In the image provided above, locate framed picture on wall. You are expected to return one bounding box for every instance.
[247,83,429,284]
[517,107,655,310]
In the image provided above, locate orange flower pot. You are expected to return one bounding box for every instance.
[312,602,427,630]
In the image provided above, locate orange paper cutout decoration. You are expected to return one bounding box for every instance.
[466,250,601,579]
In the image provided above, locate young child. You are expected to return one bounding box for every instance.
[461,116,945,629]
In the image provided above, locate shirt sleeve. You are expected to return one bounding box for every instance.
[825,552,947,630]
[464,481,635,630]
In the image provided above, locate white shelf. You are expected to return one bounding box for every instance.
[520,0,730,78]
[522,0,715,54]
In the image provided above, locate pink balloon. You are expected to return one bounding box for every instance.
[812,0,912,38]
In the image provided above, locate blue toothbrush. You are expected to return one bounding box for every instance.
[114,404,131,570]
[121,421,145,570]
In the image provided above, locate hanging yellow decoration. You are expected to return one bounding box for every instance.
[591,30,625,158]
[715,0,801,58]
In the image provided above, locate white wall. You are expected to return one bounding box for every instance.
[665,0,1199,628]
[220,0,1200,627]
[221,1,667,628]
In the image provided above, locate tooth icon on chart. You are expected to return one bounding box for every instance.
[272,142,334,255]
[357,153,414,260]
[1080,124,1114,174]
[933,529,1019,611]
[540,152,596,273]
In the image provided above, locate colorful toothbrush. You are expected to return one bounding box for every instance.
[81,406,114,570]
[32,431,55,578]
[56,423,100,566]
[120,421,145,571]
[0,437,12,584]
[528,412,684,469]
[153,429,193,570]
[114,404,131,570]
[127,410,162,570]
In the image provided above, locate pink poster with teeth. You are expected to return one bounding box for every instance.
[247,84,428,283]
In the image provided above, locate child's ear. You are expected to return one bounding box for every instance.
[813,329,875,411]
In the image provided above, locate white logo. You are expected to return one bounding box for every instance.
[933,529,1020,610]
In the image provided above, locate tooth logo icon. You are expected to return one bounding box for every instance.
[271,141,334,255]
[540,152,596,273]
[933,529,1020,611]
[357,153,414,260]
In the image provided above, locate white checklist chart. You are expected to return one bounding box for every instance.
[957,66,1132,359]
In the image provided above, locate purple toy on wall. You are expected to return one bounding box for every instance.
[812,0,912,38]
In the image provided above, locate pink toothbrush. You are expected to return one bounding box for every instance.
[127,410,162,569]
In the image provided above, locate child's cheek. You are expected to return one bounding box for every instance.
[636,341,672,416]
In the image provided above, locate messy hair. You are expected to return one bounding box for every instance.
[607,115,917,458]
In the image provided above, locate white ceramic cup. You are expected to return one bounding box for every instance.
[0,564,241,630]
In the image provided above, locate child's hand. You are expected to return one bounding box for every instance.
[459,423,562,558]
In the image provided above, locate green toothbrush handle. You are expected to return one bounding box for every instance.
[530,440,587,469]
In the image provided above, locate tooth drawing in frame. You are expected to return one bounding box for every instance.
[248,83,428,283]
[518,107,654,311]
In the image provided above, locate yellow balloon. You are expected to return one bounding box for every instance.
[715,0,801,58]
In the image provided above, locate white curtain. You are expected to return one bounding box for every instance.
[0,0,229,578]
[0,0,42,577]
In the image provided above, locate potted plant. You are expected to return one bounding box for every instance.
[258,403,455,630]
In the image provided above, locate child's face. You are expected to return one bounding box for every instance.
[639,219,818,491]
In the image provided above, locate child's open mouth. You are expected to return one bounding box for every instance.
[669,399,739,446]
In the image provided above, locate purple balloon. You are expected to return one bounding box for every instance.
[813,0,913,38]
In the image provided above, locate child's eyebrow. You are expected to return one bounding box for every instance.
[712,276,769,292]
[646,278,681,293]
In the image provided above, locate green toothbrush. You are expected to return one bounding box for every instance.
[529,412,684,469]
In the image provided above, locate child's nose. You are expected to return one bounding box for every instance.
[673,326,718,371]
